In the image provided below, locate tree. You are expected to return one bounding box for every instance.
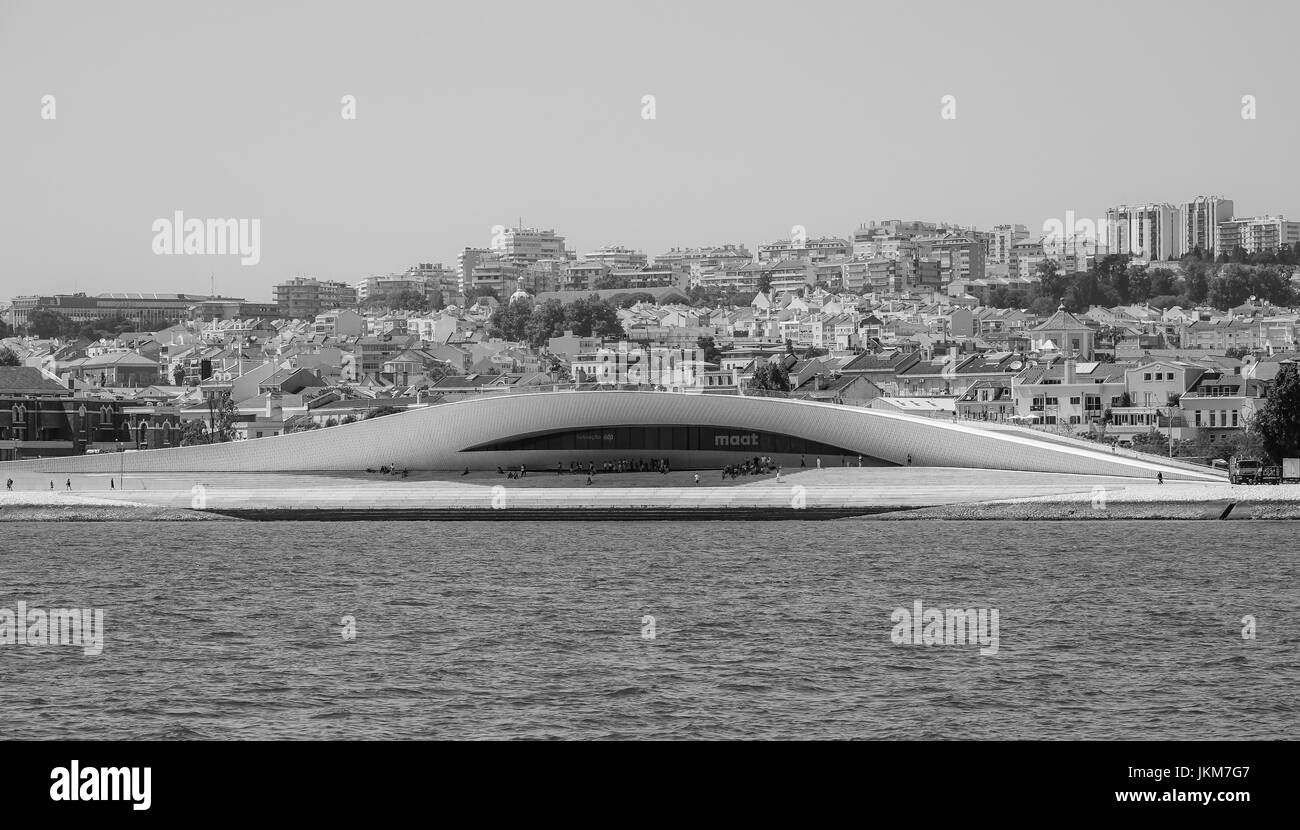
[747,360,790,392]
[77,316,135,341]
[179,420,209,447]
[0,347,21,367]
[489,297,534,342]
[206,392,239,443]
[364,405,403,420]
[524,299,567,347]
[696,336,724,365]
[1184,263,1210,304]
[1092,254,1131,304]
[382,288,430,312]
[0,319,10,338]
[1148,267,1178,298]
[1208,264,1252,310]
[26,309,74,339]
[1035,259,1066,305]
[561,297,621,339]
[610,292,656,308]
[1254,362,1300,463]
[1028,297,1058,317]
[1125,264,1150,303]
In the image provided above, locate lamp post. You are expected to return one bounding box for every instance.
[1165,407,1174,457]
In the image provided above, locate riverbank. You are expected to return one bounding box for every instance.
[0,494,231,522]
[1,468,1294,521]
[868,500,1300,520]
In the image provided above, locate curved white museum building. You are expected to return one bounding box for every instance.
[0,390,1222,480]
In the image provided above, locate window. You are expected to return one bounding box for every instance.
[1045,397,1058,406]
[464,425,858,457]
[1195,410,1202,426]
[1209,411,1216,427]
[1144,373,1152,381]
[1069,396,1081,405]
[1232,410,1238,427]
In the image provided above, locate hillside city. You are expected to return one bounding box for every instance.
[3,195,1300,466]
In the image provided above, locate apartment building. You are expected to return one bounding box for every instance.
[915,233,986,282]
[1179,368,1261,442]
[493,227,568,266]
[583,246,648,270]
[986,224,1030,267]
[1180,319,1255,351]
[758,236,852,264]
[1181,196,1233,255]
[1106,203,1181,260]
[1013,359,1127,428]
[1215,215,1300,255]
[273,278,357,319]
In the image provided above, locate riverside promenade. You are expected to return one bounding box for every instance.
[2,467,1296,521]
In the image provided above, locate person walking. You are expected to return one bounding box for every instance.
[816,457,821,469]
[800,456,806,468]
[110,479,114,490]
[5,478,11,491]
[907,453,913,466]
[1157,472,1164,485]
[694,473,700,484]
[66,479,71,490]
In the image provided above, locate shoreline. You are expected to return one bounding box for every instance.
[3,468,1296,521]
[3,499,1300,521]
[0,504,234,521]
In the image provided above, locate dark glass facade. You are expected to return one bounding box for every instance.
[463,425,857,456]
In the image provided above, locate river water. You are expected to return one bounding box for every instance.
[0,520,1295,739]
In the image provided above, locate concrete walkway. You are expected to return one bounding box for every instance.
[3,467,1274,520]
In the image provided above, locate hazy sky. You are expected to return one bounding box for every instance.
[1,0,1296,302]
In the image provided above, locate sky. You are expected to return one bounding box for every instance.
[1,0,1297,302]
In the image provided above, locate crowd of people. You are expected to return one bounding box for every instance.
[722,457,778,479]
[493,459,677,477]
